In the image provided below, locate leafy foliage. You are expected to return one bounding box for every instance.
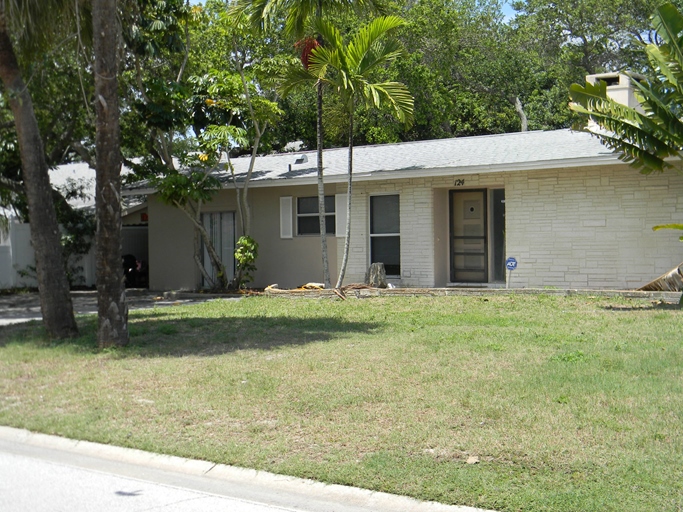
[234,235,259,288]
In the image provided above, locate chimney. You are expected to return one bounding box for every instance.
[585,72,644,111]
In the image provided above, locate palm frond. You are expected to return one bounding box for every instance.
[653,223,683,241]
[308,41,344,76]
[645,44,683,94]
[1,0,89,54]
[363,81,414,125]
[571,102,677,163]
[651,3,683,70]
[347,15,404,68]
[632,80,683,142]
[311,17,343,53]
[278,65,317,97]
[357,38,404,75]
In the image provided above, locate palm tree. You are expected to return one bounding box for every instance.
[282,16,414,288]
[93,0,128,347]
[237,0,385,288]
[569,2,683,297]
[0,0,79,338]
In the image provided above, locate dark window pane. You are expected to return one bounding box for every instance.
[298,214,335,235]
[371,195,400,234]
[371,236,400,275]
[298,196,334,215]
[297,197,318,214]
[325,215,335,234]
[324,195,335,213]
[298,216,320,235]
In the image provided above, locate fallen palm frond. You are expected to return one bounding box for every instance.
[638,262,683,292]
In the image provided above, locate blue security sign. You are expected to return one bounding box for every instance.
[505,257,518,271]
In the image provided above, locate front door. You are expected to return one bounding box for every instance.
[450,190,488,282]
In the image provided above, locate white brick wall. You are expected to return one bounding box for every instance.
[334,163,683,289]
[507,165,683,289]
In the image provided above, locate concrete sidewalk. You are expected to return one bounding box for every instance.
[0,426,493,512]
[0,290,240,326]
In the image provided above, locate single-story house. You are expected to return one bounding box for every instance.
[128,134,683,291]
[124,73,683,291]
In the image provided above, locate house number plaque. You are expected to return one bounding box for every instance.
[454,179,465,186]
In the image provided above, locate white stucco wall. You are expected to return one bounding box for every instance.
[148,185,339,291]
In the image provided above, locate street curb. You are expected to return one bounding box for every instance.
[0,426,494,512]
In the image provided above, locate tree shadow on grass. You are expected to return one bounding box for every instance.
[0,311,383,358]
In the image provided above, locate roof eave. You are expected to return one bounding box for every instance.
[243,154,622,188]
[121,154,623,194]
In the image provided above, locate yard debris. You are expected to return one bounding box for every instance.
[300,282,325,290]
[466,455,480,464]
[638,262,683,292]
[333,288,346,300]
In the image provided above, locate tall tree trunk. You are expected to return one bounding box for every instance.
[316,79,331,287]
[314,0,330,288]
[93,0,128,347]
[335,110,353,289]
[0,11,78,339]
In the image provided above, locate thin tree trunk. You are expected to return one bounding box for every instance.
[192,225,214,288]
[235,52,265,238]
[513,96,528,132]
[316,79,331,287]
[313,0,330,288]
[335,110,353,289]
[0,11,78,339]
[238,130,261,237]
[93,0,128,347]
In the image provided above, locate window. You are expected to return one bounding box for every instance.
[370,195,400,276]
[297,196,335,235]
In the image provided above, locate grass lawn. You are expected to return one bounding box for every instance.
[0,294,681,511]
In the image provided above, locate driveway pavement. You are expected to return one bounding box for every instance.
[0,427,493,512]
[0,290,237,326]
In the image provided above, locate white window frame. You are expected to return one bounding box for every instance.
[296,195,336,236]
[369,193,401,277]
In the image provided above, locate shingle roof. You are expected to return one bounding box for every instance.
[121,129,620,194]
[218,128,618,186]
